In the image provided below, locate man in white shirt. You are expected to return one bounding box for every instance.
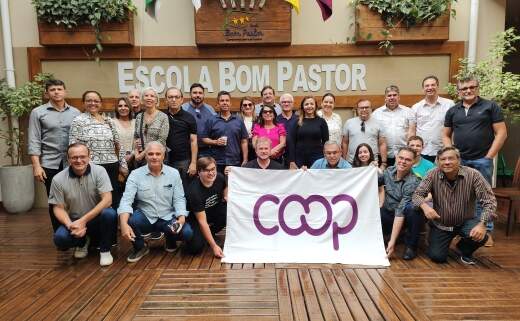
[372,85,412,166]
[408,75,454,163]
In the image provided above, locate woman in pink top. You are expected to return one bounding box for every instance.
[252,105,286,161]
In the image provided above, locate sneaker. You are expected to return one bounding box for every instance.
[74,236,90,259]
[164,242,178,253]
[402,247,417,260]
[142,232,164,241]
[100,251,113,266]
[127,246,150,263]
[460,255,476,265]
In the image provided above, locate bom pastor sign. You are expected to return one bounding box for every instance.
[195,0,291,46]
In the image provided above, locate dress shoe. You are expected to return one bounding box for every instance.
[403,247,417,260]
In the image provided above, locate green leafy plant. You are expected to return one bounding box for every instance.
[32,0,136,56]
[353,0,456,53]
[0,73,54,166]
[447,28,520,122]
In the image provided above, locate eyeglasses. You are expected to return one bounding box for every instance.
[242,103,253,107]
[280,101,292,104]
[201,166,216,173]
[361,121,365,133]
[458,85,478,92]
[358,107,371,110]
[118,104,128,108]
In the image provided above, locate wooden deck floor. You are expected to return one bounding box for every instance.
[1,209,520,321]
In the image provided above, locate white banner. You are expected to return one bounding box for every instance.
[223,167,389,266]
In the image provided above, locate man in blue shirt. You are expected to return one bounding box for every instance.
[310,141,352,169]
[202,91,248,174]
[181,83,216,157]
[407,136,436,179]
[118,141,193,263]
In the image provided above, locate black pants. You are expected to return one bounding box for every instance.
[43,166,63,232]
[99,162,122,210]
[185,202,227,255]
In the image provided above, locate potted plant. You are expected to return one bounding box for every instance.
[353,0,455,53]
[0,73,53,213]
[446,28,520,122]
[32,0,137,55]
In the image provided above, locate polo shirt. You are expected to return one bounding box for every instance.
[202,114,248,165]
[444,97,504,160]
[166,109,197,162]
[48,163,112,220]
[244,159,284,169]
[310,157,352,169]
[342,116,383,162]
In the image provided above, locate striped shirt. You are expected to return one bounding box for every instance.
[412,166,496,227]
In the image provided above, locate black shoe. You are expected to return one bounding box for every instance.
[142,232,164,241]
[460,255,476,265]
[403,247,417,260]
[127,246,150,263]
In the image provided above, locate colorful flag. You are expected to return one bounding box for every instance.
[285,0,300,14]
[145,0,160,20]
[192,0,202,11]
[316,0,332,21]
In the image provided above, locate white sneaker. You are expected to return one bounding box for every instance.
[100,251,113,266]
[74,236,90,259]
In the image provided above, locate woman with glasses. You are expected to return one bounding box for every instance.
[288,96,329,169]
[69,90,125,208]
[133,87,169,165]
[317,93,343,145]
[239,97,256,161]
[252,105,286,162]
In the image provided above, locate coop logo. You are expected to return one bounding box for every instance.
[220,0,265,40]
[253,194,358,250]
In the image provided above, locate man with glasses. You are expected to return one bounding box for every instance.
[372,85,412,166]
[28,79,80,232]
[182,83,216,157]
[165,87,198,190]
[202,91,248,174]
[442,75,507,244]
[276,93,298,167]
[185,157,228,258]
[342,99,387,169]
[408,75,454,163]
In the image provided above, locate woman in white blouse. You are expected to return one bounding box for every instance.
[317,93,343,145]
[113,97,135,181]
[69,90,125,208]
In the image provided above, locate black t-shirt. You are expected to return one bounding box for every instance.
[187,173,227,222]
[244,159,284,169]
[288,117,329,162]
[444,97,504,160]
[166,109,197,162]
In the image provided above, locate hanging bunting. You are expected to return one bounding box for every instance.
[145,0,160,20]
[316,0,332,21]
[284,0,300,14]
[192,0,202,11]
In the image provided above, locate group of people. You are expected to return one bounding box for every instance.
[27,73,507,266]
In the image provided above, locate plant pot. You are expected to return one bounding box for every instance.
[37,15,134,46]
[0,165,35,213]
[355,4,450,44]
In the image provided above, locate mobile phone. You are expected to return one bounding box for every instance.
[168,222,183,234]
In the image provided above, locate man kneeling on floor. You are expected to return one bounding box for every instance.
[49,143,117,266]
[379,147,423,260]
[413,147,496,264]
[118,141,193,263]
[185,157,228,258]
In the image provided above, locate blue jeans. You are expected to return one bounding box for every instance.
[53,208,118,252]
[128,209,193,251]
[462,157,494,231]
[428,217,488,263]
[380,203,425,249]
